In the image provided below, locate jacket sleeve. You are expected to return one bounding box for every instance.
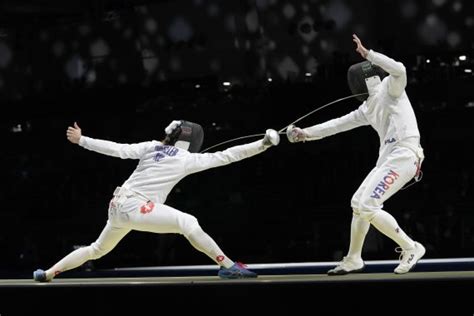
[303,107,368,140]
[184,139,268,174]
[78,136,154,159]
[367,49,407,98]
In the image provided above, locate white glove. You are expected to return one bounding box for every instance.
[165,120,182,135]
[286,125,306,143]
[262,129,280,147]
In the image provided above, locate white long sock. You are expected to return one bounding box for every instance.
[347,213,370,259]
[187,228,234,268]
[46,246,93,279]
[370,210,415,250]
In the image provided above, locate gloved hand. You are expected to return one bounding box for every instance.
[262,129,280,148]
[165,120,182,135]
[286,125,306,143]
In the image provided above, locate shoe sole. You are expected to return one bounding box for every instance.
[394,260,421,274]
[327,265,365,276]
[218,272,258,279]
[219,275,258,279]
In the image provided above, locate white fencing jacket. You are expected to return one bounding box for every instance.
[303,50,422,164]
[79,137,268,203]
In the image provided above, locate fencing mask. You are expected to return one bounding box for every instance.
[347,61,388,102]
[164,120,204,153]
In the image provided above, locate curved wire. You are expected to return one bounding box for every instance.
[199,93,366,153]
[200,133,265,153]
[277,93,367,133]
[400,170,424,190]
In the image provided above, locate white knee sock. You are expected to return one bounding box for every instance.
[187,228,234,268]
[46,246,94,279]
[347,213,370,259]
[370,210,415,250]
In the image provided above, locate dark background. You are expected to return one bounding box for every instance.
[0,0,473,276]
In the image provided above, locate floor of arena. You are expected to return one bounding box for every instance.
[1,270,474,287]
[2,258,473,313]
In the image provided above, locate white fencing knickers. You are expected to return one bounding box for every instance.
[73,188,202,264]
[77,187,233,268]
[351,145,420,220]
[107,187,200,235]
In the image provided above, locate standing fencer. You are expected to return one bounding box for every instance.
[287,34,425,275]
[34,120,280,282]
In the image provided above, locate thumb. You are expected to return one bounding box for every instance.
[74,122,80,129]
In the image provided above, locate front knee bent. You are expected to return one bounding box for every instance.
[179,214,200,237]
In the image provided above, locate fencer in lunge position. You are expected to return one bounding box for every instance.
[287,34,425,275]
[33,120,280,282]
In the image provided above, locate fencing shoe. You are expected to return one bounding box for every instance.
[33,269,52,282]
[394,241,425,274]
[218,262,258,279]
[327,256,365,275]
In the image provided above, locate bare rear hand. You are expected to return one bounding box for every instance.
[66,122,82,144]
[353,34,369,59]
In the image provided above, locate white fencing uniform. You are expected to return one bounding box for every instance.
[45,138,269,277]
[301,50,426,271]
[303,50,424,219]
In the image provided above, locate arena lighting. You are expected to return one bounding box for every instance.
[267,78,272,82]
[305,72,312,77]
[222,82,231,86]
[426,59,431,63]
[459,55,467,61]
[11,124,22,133]
[195,84,200,88]
[464,69,472,73]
